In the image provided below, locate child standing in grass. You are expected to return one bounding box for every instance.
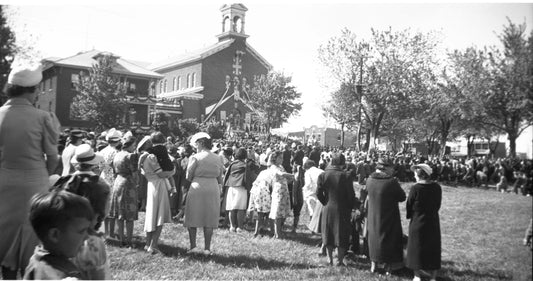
[24,190,94,280]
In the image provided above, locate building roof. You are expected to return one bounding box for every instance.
[149,39,272,72]
[220,3,248,12]
[42,50,163,79]
[149,40,235,72]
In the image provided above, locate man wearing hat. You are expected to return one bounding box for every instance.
[0,64,60,279]
[365,157,406,275]
[61,129,85,176]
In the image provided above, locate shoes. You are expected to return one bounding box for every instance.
[318,252,327,257]
[370,262,376,273]
[202,249,212,256]
[235,227,242,233]
[146,247,160,255]
[336,261,346,267]
[229,227,236,232]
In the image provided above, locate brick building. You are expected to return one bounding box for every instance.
[39,50,164,130]
[149,3,272,133]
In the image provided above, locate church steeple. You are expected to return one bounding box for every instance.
[216,3,249,42]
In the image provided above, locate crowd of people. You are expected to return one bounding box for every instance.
[0,64,531,280]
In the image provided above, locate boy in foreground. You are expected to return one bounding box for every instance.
[23,190,94,280]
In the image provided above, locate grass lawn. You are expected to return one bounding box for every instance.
[107,184,532,280]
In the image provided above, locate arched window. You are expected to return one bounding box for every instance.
[233,16,242,33]
[159,80,163,94]
[163,79,167,93]
[223,16,230,32]
[192,73,196,87]
[186,74,191,88]
[177,76,181,90]
[172,77,176,91]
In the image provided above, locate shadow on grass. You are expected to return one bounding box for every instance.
[280,231,323,248]
[438,260,513,281]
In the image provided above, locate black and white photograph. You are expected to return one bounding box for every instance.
[0,1,531,280]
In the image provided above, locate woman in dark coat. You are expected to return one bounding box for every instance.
[406,164,441,281]
[316,153,355,266]
[223,148,248,231]
[366,158,406,274]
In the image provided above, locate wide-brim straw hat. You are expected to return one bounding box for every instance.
[71,144,104,165]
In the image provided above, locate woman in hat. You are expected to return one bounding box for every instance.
[406,164,442,281]
[0,65,60,279]
[109,133,138,247]
[139,132,175,254]
[366,157,406,275]
[101,128,122,238]
[316,153,355,266]
[184,132,224,255]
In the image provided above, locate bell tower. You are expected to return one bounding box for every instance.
[217,3,249,42]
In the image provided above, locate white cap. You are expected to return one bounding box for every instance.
[190,132,211,148]
[8,64,43,87]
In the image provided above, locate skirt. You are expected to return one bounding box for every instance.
[144,178,171,232]
[184,177,220,228]
[225,186,247,211]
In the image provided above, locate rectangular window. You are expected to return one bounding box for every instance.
[44,79,50,91]
[129,83,136,93]
[71,74,79,89]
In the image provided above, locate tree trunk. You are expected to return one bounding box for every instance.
[367,112,384,152]
[467,135,476,157]
[356,123,362,151]
[364,128,371,151]
[439,118,451,157]
[340,122,345,148]
[508,132,517,158]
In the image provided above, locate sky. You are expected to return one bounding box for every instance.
[3,1,533,131]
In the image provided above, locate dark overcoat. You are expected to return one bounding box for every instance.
[317,165,355,248]
[406,182,442,270]
[366,171,406,263]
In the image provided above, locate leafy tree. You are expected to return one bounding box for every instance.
[462,20,533,157]
[479,20,533,157]
[71,54,129,131]
[319,27,442,152]
[247,71,302,132]
[318,29,371,150]
[177,118,200,139]
[322,83,359,148]
[0,5,16,105]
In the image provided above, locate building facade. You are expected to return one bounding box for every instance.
[40,50,164,130]
[150,3,272,133]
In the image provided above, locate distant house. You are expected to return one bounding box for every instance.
[149,3,272,132]
[40,50,164,130]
